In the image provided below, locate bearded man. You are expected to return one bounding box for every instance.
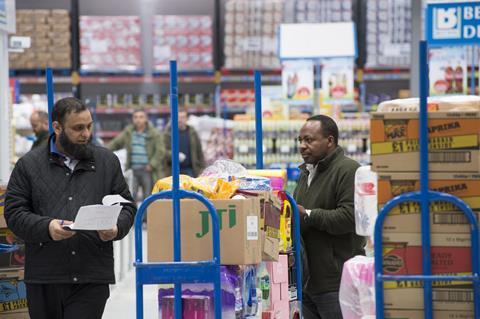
[5,97,137,319]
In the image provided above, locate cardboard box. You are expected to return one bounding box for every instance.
[384,283,473,311]
[379,172,480,233]
[370,111,480,172]
[147,198,262,265]
[0,269,28,315]
[384,309,474,319]
[264,255,289,319]
[382,233,471,275]
[383,210,478,234]
[2,312,29,319]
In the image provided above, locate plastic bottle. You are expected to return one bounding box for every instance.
[354,166,378,236]
[234,287,244,319]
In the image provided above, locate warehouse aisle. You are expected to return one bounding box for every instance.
[103,228,158,319]
[103,269,159,318]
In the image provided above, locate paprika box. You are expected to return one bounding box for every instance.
[370,111,480,172]
[147,198,262,265]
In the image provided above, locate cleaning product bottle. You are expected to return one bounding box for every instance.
[354,166,378,236]
[234,287,244,319]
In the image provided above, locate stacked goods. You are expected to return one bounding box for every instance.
[10,9,71,70]
[284,0,353,23]
[0,185,29,318]
[79,16,141,73]
[224,0,284,69]
[365,0,412,68]
[371,96,480,319]
[148,161,294,318]
[153,15,213,72]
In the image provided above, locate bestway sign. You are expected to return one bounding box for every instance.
[427,1,480,45]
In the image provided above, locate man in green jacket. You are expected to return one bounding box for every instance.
[108,110,165,201]
[294,115,365,319]
[30,110,50,150]
[164,108,205,177]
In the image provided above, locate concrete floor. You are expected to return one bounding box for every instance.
[103,270,159,319]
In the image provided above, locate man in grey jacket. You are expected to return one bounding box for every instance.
[5,97,136,319]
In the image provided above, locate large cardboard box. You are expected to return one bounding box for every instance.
[371,111,480,172]
[384,282,473,311]
[379,172,480,233]
[0,269,28,315]
[382,233,471,275]
[384,309,474,319]
[147,198,262,265]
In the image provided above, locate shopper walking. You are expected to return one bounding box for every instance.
[108,109,165,201]
[164,107,205,177]
[4,97,137,319]
[30,110,50,150]
[294,115,365,319]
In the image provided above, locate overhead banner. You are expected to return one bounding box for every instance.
[281,60,314,102]
[427,1,480,46]
[429,46,468,96]
[321,58,354,105]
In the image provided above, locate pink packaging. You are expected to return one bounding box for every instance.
[265,254,289,318]
[184,295,210,319]
[79,16,142,73]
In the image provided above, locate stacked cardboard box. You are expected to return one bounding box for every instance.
[371,96,480,319]
[10,9,71,70]
[0,185,29,318]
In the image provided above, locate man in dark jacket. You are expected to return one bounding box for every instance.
[5,97,136,319]
[294,115,364,319]
[164,107,205,177]
[30,110,50,149]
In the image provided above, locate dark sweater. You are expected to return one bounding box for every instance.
[294,146,365,294]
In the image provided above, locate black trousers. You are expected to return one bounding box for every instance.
[303,291,343,319]
[26,283,110,319]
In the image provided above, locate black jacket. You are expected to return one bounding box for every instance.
[294,147,365,294]
[5,138,136,284]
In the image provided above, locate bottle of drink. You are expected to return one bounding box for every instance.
[354,166,378,236]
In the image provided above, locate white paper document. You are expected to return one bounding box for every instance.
[64,195,130,231]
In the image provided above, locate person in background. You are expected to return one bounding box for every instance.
[30,110,50,150]
[108,109,165,201]
[164,107,205,177]
[5,97,137,319]
[294,115,365,319]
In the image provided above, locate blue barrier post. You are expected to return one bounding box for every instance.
[46,68,54,134]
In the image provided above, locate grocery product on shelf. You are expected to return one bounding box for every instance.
[284,0,353,23]
[365,0,412,68]
[153,15,213,72]
[80,16,142,73]
[233,118,370,169]
[224,0,284,69]
[10,9,72,69]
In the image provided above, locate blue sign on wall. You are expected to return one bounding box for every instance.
[427,1,480,46]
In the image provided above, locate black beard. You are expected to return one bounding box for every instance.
[59,130,93,160]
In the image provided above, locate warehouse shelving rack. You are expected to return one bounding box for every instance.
[373,41,480,319]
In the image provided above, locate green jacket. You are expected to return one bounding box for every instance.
[294,146,365,295]
[107,124,166,181]
[164,125,205,177]
[31,130,49,150]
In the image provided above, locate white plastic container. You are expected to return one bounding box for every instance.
[354,166,378,236]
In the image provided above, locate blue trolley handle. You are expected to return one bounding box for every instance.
[0,243,19,253]
[284,193,303,308]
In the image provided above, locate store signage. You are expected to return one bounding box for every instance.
[427,1,480,45]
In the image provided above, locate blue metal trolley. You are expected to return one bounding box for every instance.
[133,61,222,319]
[373,41,480,319]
